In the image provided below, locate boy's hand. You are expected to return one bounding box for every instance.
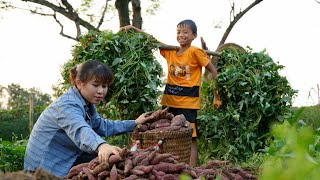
[119,25,142,33]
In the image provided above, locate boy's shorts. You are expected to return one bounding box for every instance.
[164,106,198,138]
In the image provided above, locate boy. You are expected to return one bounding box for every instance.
[120,19,217,166]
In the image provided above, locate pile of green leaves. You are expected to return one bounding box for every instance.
[198,47,298,164]
[60,30,163,119]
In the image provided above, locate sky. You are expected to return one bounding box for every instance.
[0,0,320,107]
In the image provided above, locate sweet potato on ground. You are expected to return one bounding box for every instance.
[65,162,89,178]
[110,164,119,180]
[153,162,186,173]
[90,162,109,176]
[149,153,173,165]
[132,165,153,174]
[137,150,157,166]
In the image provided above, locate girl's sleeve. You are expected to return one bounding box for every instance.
[92,112,136,137]
[55,103,106,154]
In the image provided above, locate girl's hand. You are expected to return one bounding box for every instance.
[97,143,121,163]
[135,112,155,125]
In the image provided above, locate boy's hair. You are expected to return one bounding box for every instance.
[69,60,114,86]
[177,19,197,34]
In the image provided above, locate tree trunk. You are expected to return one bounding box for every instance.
[115,0,131,27]
[131,0,142,29]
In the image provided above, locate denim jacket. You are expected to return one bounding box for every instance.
[24,87,135,177]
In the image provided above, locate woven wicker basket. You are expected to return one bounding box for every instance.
[129,127,193,164]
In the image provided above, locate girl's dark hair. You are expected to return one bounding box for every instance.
[69,60,114,86]
[177,19,197,34]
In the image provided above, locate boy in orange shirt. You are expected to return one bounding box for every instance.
[120,19,217,166]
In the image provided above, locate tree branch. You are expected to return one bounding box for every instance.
[218,0,263,47]
[21,0,100,41]
[53,12,77,41]
[97,0,110,29]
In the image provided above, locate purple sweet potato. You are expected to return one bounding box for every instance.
[153,162,185,173]
[132,165,153,174]
[149,153,172,165]
[170,114,186,127]
[65,162,89,178]
[110,164,118,180]
[138,150,157,166]
[91,162,109,176]
[82,167,95,180]
[124,159,134,174]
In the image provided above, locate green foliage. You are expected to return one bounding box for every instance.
[60,30,163,119]
[291,105,320,130]
[5,83,51,111]
[0,109,29,141]
[198,47,298,164]
[0,83,51,141]
[0,139,27,172]
[259,121,320,180]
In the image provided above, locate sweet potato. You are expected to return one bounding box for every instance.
[88,157,100,169]
[82,167,95,180]
[161,157,176,163]
[123,174,138,180]
[181,168,197,179]
[149,153,172,165]
[153,162,185,173]
[124,159,134,174]
[97,170,110,180]
[150,119,171,129]
[109,154,123,167]
[165,113,174,120]
[161,174,179,180]
[196,168,217,177]
[237,168,257,179]
[132,151,149,166]
[130,169,145,176]
[170,114,186,127]
[136,124,150,132]
[110,164,118,180]
[132,165,153,174]
[149,125,181,132]
[91,162,109,176]
[223,169,243,180]
[148,107,169,122]
[201,159,229,169]
[138,150,157,166]
[65,162,89,178]
[151,169,164,180]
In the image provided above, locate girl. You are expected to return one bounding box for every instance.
[24,60,154,177]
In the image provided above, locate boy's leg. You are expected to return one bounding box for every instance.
[190,123,198,167]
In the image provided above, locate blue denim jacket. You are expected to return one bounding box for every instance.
[24,87,135,177]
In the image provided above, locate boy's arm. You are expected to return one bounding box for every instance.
[205,61,221,108]
[205,61,217,80]
[119,25,174,49]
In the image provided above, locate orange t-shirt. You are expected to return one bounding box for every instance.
[160,46,209,109]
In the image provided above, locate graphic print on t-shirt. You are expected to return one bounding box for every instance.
[169,62,190,80]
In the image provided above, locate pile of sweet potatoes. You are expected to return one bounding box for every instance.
[133,107,191,133]
[65,146,257,180]
[64,108,257,179]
